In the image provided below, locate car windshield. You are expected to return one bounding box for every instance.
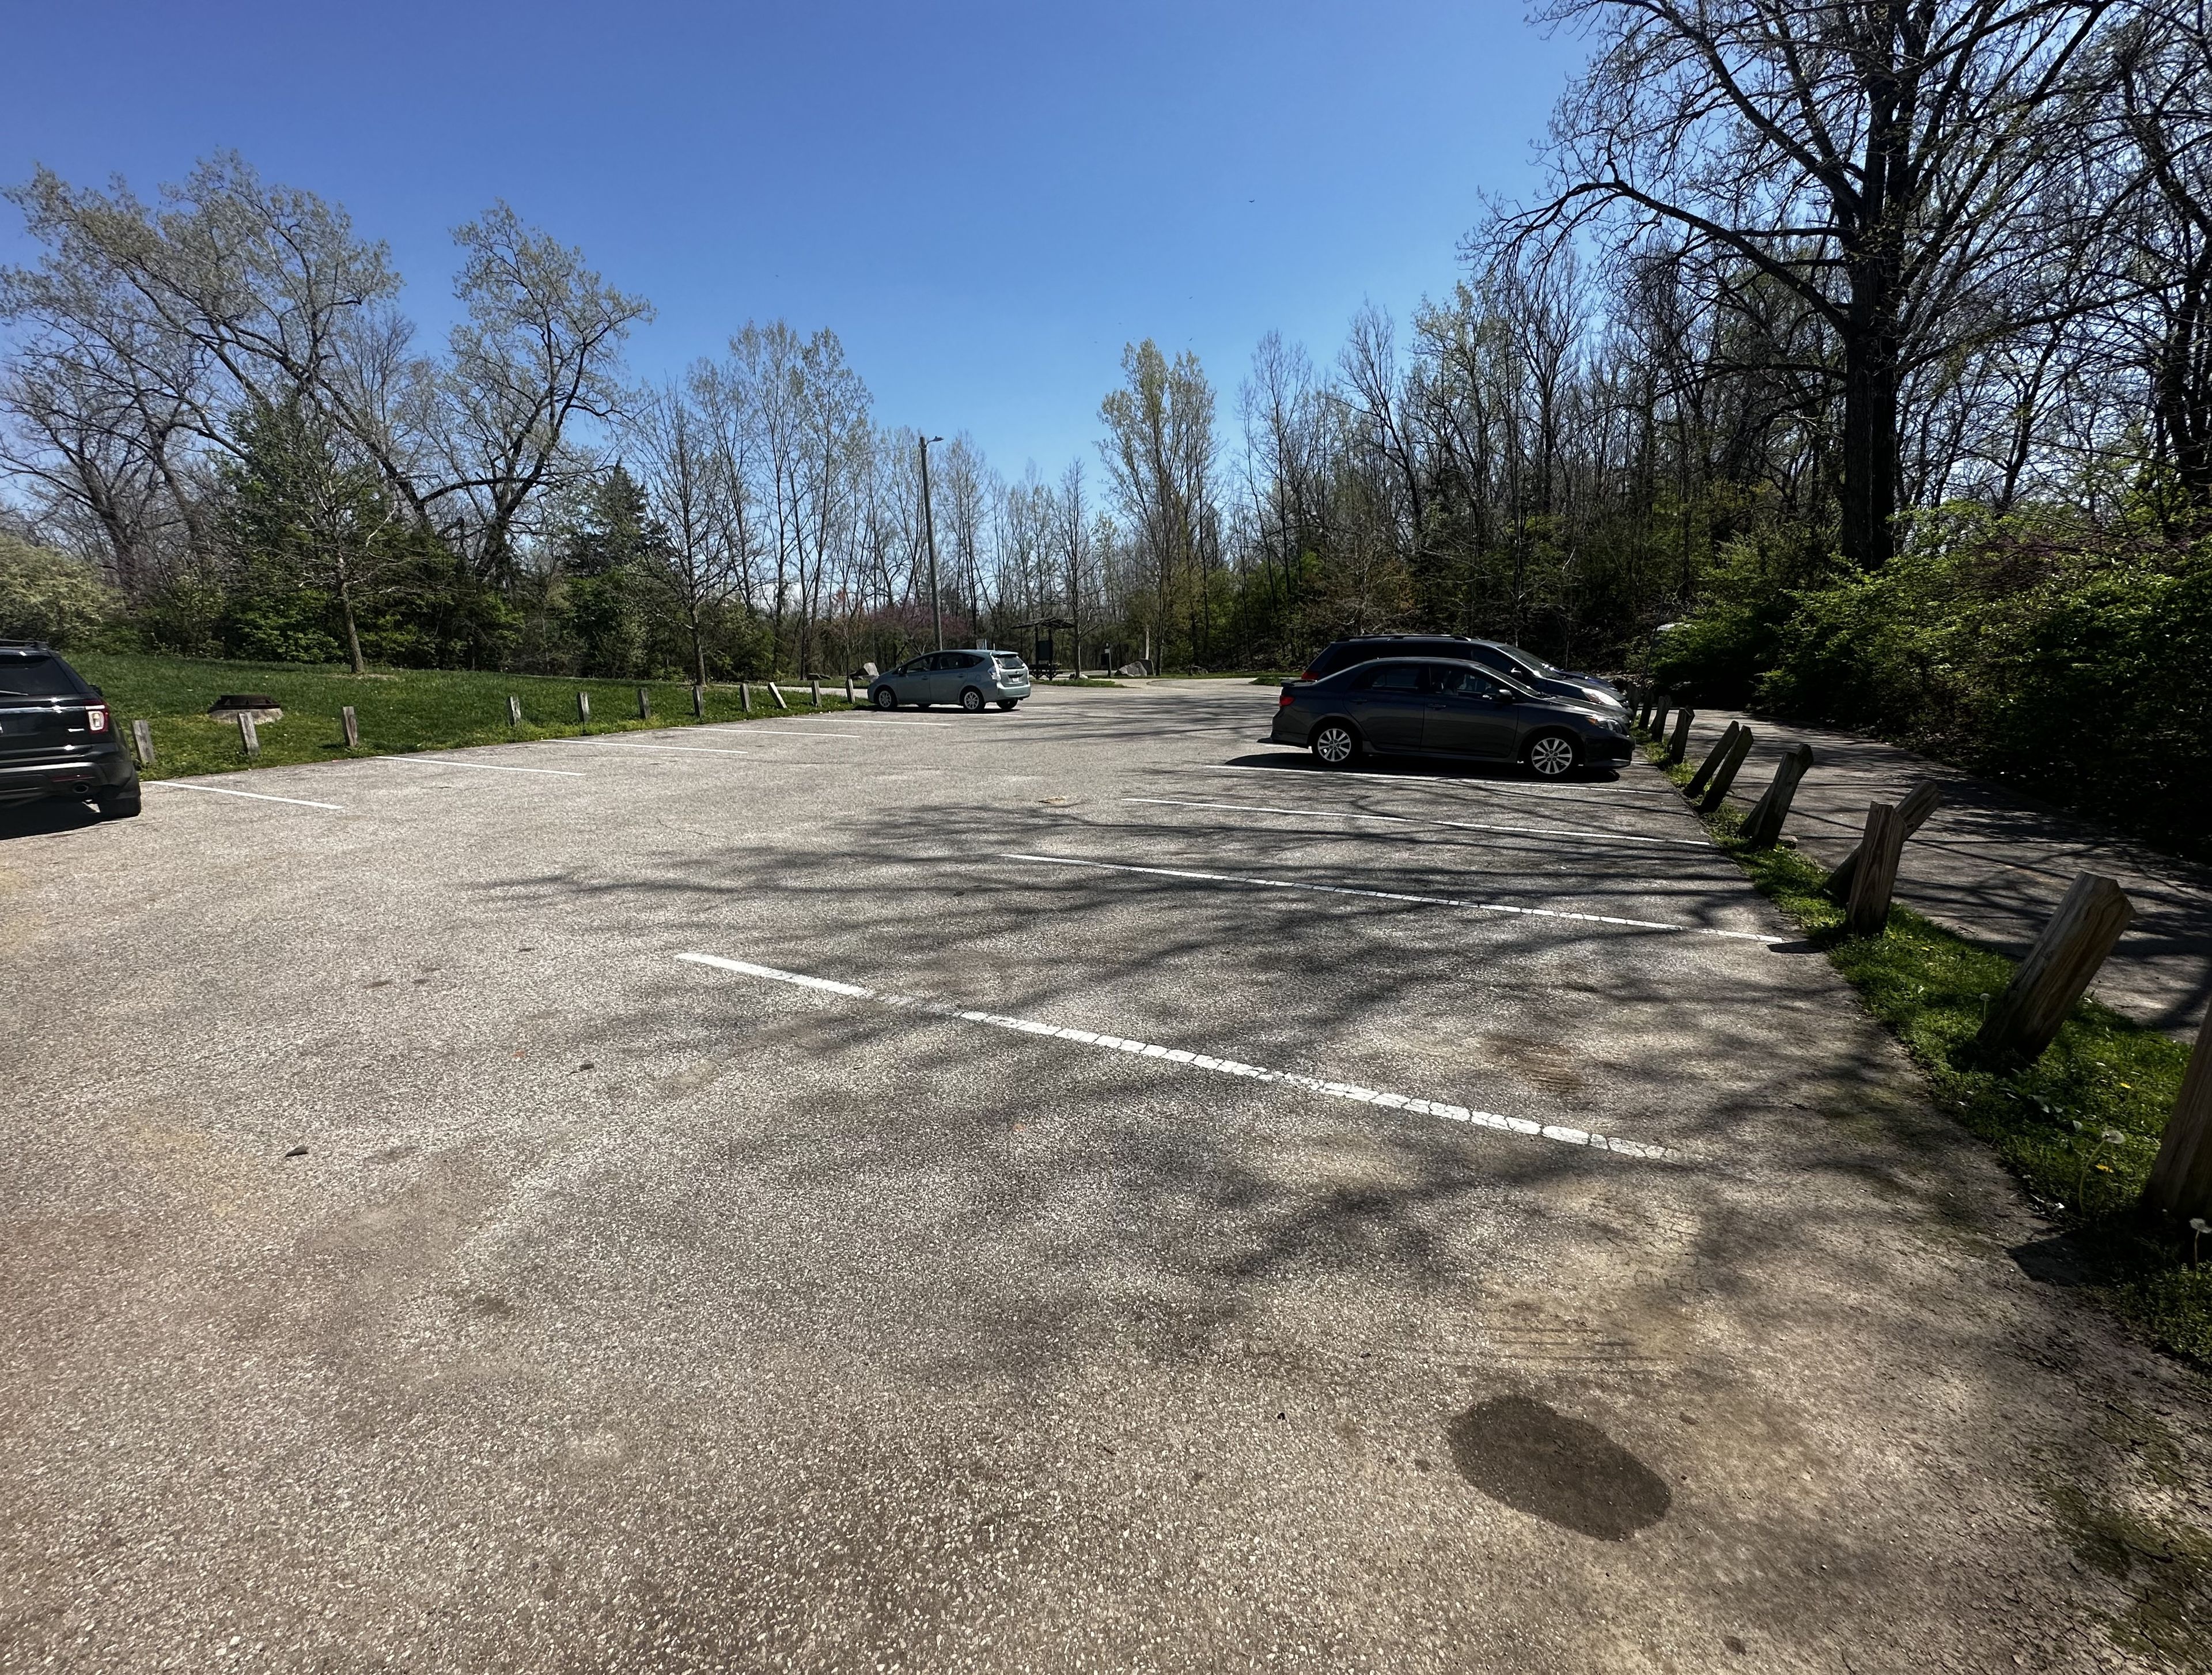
[0,654,81,697]
[1494,642,1562,678]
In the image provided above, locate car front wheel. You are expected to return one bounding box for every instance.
[873,686,897,710]
[1525,731,1580,778]
[960,686,985,712]
[1312,722,1360,769]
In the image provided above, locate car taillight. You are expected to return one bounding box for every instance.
[84,702,109,732]
[1278,690,1294,706]
[1299,668,1319,681]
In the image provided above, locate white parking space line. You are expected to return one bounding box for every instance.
[997,852,1782,944]
[677,952,1677,1162]
[710,727,878,740]
[1203,762,1669,797]
[380,755,585,778]
[149,781,345,812]
[547,739,752,757]
[1124,796,1713,850]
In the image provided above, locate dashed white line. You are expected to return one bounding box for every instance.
[148,781,345,811]
[1124,796,1711,850]
[676,952,1677,1162]
[380,755,584,778]
[996,852,1781,943]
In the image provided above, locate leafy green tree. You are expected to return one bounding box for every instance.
[552,465,672,678]
[0,528,115,645]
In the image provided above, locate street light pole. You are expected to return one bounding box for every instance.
[918,434,945,652]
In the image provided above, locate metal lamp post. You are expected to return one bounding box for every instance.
[919,434,945,651]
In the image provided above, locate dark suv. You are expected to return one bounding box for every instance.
[0,642,139,817]
[1301,635,1623,712]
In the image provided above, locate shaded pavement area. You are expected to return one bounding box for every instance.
[1689,709,2212,1038]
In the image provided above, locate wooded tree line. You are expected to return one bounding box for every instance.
[3,0,2210,808]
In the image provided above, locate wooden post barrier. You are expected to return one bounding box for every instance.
[740,682,751,714]
[692,685,704,717]
[1665,706,1695,765]
[577,691,591,727]
[1844,801,1905,937]
[1684,721,1741,801]
[636,686,650,719]
[845,674,857,704]
[237,712,259,757]
[1825,779,1943,902]
[2146,1007,2212,1222]
[1740,742,1814,848]
[340,705,360,749]
[1639,692,1657,730]
[1650,702,1671,742]
[810,678,822,709]
[130,719,155,766]
[770,682,789,710]
[1975,872,2135,1065]
[507,695,522,728]
[1698,725,1756,814]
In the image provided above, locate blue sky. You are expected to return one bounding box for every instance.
[1,1,1586,479]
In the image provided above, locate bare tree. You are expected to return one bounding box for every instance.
[1518,0,2115,564]
[434,203,653,578]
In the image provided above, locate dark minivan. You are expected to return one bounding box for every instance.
[0,642,139,817]
[1271,656,1633,777]
[1301,635,1624,713]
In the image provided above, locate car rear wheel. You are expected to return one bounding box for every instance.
[997,699,1018,710]
[1525,731,1580,778]
[960,686,985,712]
[873,686,897,710]
[1312,722,1360,769]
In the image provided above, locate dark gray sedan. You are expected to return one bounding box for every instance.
[1270,657,1634,776]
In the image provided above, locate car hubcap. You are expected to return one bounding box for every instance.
[876,690,894,709]
[1531,737,1574,776]
[964,690,982,710]
[1317,729,1352,763]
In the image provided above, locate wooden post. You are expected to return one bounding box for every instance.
[846,674,857,704]
[691,684,704,717]
[1975,872,2136,1065]
[1825,779,1943,901]
[577,691,591,727]
[340,705,360,749]
[1844,801,1904,937]
[636,686,650,719]
[1684,721,1740,800]
[507,695,522,728]
[237,712,259,757]
[1638,693,1656,729]
[130,719,155,766]
[1697,725,1756,813]
[1740,742,1814,848]
[1650,702,1670,742]
[740,682,751,714]
[2146,1007,2212,1222]
[770,681,789,710]
[1665,706,1695,765]
[810,677,822,709]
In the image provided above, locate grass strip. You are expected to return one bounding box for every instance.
[73,652,866,780]
[1638,733,2211,1360]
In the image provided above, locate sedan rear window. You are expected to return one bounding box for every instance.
[0,653,83,697]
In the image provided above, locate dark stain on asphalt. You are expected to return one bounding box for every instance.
[1445,1395,1672,1540]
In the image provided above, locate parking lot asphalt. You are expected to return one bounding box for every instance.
[3,679,2205,1673]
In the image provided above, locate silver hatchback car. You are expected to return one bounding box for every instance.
[870,649,1032,711]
